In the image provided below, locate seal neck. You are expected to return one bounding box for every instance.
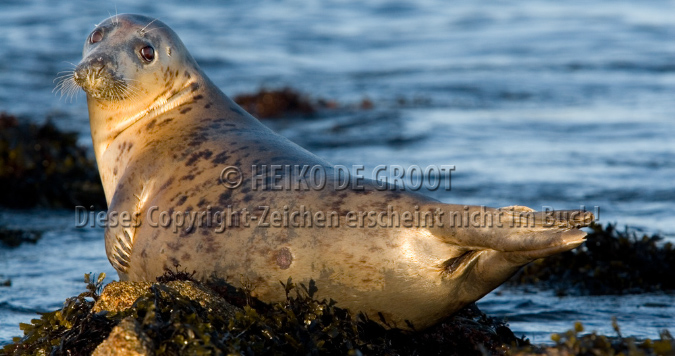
[110,80,199,143]
[88,75,199,164]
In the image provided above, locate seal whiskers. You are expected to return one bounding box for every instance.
[139,18,159,36]
[54,62,82,102]
[53,71,80,102]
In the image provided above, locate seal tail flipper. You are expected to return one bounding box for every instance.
[499,205,594,231]
[498,206,593,256]
[427,204,594,255]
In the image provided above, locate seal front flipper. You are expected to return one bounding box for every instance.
[105,223,134,279]
[105,179,155,280]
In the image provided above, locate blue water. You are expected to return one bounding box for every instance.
[1,0,674,345]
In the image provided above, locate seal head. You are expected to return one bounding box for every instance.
[74,14,202,164]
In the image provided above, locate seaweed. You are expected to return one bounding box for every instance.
[232,87,374,119]
[154,263,197,284]
[0,113,105,209]
[0,227,42,248]
[3,272,524,356]
[511,320,674,355]
[2,273,110,356]
[5,268,672,355]
[509,223,675,294]
[234,87,316,119]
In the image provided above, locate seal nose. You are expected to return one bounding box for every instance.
[88,57,106,75]
[74,56,107,86]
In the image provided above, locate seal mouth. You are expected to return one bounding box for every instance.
[72,63,138,102]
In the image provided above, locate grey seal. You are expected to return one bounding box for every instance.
[71,14,593,330]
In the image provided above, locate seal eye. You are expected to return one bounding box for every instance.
[140,46,155,62]
[90,30,103,44]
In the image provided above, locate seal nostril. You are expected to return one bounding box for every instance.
[88,58,106,77]
[73,64,88,83]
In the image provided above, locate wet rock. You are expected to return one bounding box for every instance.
[92,317,153,356]
[0,113,105,209]
[93,280,238,318]
[165,280,239,318]
[509,223,675,294]
[92,281,153,313]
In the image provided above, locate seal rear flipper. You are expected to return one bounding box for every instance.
[443,229,584,307]
[500,228,587,264]
[426,204,593,254]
